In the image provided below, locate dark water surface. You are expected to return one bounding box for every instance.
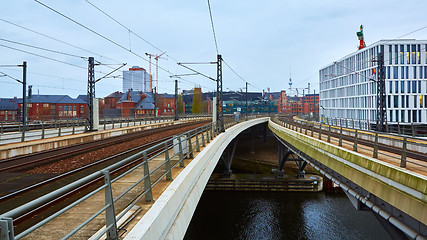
[184,191,390,240]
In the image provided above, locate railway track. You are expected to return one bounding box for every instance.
[0,121,208,207]
[1,121,211,235]
[281,118,426,162]
[0,120,208,173]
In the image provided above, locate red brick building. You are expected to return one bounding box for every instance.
[156,94,175,116]
[116,90,155,117]
[0,98,18,122]
[17,95,87,121]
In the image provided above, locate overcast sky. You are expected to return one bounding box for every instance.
[1,0,427,99]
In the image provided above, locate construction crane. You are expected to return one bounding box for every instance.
[145,52,167,92]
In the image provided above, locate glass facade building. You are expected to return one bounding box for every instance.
[123,66,151,93]
[319,40,427,129]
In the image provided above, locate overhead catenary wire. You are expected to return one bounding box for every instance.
[35,0,203,89]
[207,0,219,54]
[0,18,122,64]
[0,38,87,60]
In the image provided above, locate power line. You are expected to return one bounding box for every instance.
[0,71,21,82]
[207,0,219,54]
[0,37,87,59]
[0,18,121,64]
[34,0,190,86]
[0,43,87,69]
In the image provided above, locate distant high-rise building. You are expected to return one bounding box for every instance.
[319,39,427,132]
[123,66,151,93]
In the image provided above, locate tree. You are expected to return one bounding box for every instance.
[177,94,184,114]
[192,88,202,114]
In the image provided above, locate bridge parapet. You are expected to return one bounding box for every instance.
[269,119,427,233]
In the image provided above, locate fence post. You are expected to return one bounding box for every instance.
[58,122,62,137]
[359,119,362,130]
[397,122,400,135]
[339,118,342,127]
[72,121,75,135]
[41,120,45,139]
[327,124,331,143]
[187,133,194,158]
[112,118,115,129]
[352,119,354,129]
[345,119,348,128]
[104,119,106,130]
[0,217,14,240]
[318,123,322,140]
[201,129,206,147]
[353,129,358,152]
[339,126,343,147]
[311,123,314,137]
[411,123,415,137]
[120,119,123,128]
[164,142,172,180]
[140,118,142,126]
[178,136,185,167]
[101,170,118,239]
[0,123,3,136]
[127,118,130,127]
[206,127,210,143]
[304,122,308,135]
[142,152,153,202]
[373,132,379,158]
[211,124,214,139]
[400,137,407,168]
[195,131,201,152]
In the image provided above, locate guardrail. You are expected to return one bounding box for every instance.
[0,117,241,240]
[273,117,427,171]
[321,116,427,137]
[0,114,211,144]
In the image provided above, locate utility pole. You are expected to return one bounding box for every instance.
[86,57,95,132]
[245,82,248,120]
[376,52,387,132]
[216,54,224,132]
[174,80,178,120]
[153,87,157,118]
[22,61,27,128]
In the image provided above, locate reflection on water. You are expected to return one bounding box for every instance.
[184,191,390,240]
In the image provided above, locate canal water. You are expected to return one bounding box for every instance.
[184,190,390,240]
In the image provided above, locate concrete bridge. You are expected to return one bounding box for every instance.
[1,116,426,239]
[124,117,426,240]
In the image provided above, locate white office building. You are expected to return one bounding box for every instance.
[123,66,151,93]
[319,39,427,130]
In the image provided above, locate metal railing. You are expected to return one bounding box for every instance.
[0,114,211,144]
[321,116,427,137]
[0,118,239,240]
[273,117,427,171]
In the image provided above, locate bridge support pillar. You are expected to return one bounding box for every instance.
[277,141,291,178]
[221,138,238,178]
[295,158,307,179]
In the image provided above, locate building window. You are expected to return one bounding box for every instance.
[395,81,398,93]
[414,67,417,79]
[406,95,409,108]
[407,45,410,64]
[406,66,409,79]
[389,45,392,64]
[400,45,404,64]
[389,110,393,122]
[73,105,76,111]
[412,81,417,93]
[395,45,399,64]
[414,95,417,108]
[420,95,424,108]
[393,66,398,79]
[394,96,398,108]
[395,110,399,122]
[401,110,405,122]
[401,66,405,79]
[43,103,49,108]
[401,95,405,108]
[387,66,390,79]
[81,106,84,113]
[401,80,405,93]
[411,44,416,64]
[418,81,421,93]
[412,110,417,123]
[389,81,392,93]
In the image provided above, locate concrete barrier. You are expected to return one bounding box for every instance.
[124,117,269,240]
